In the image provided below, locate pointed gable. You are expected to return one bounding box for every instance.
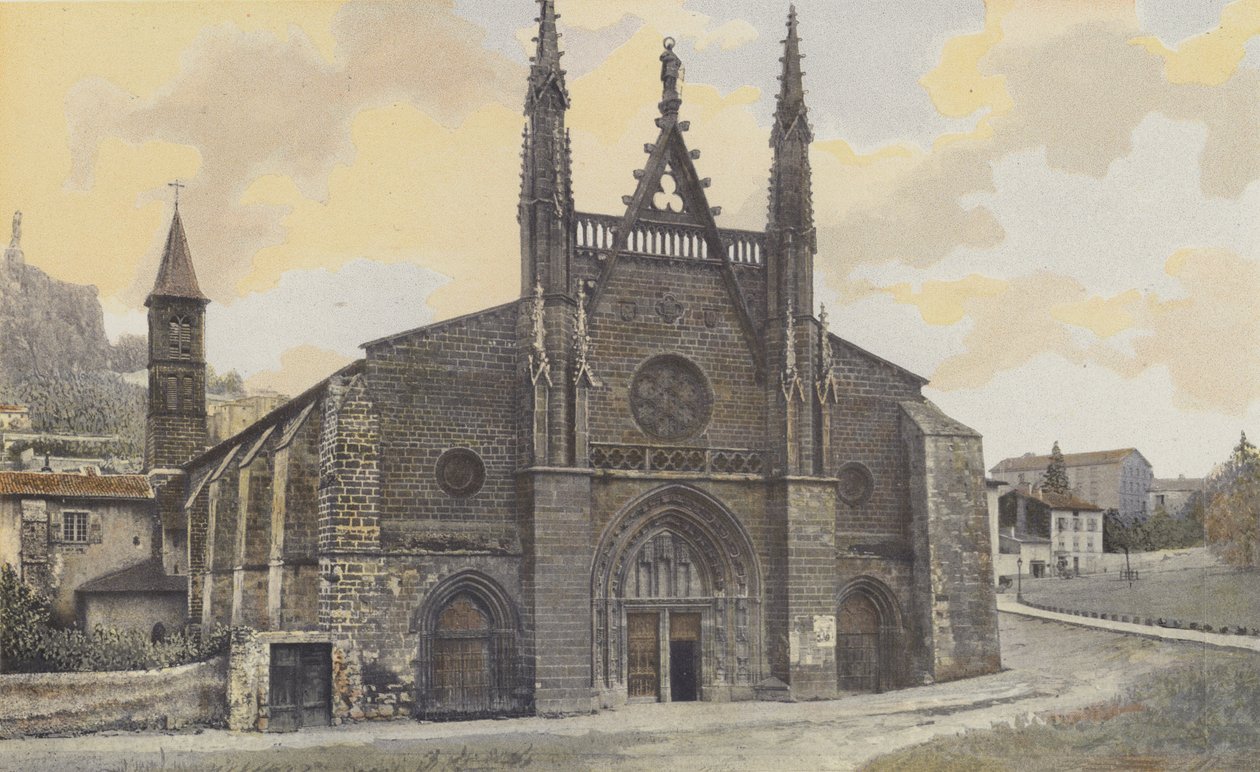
[590,38,764,377]
[147,206,207,304]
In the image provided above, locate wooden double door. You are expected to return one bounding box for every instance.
[627,611,701,702]
[268,643,331,731]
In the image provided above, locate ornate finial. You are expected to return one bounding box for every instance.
[659,37,683,118]
[168,179,186,208]
[816,303,838,404]
[529,277,551,386]
[9,211,20,249]
[573,283,599,387]
[781,300,804,401]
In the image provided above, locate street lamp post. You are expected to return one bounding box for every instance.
[1016,556,1023,601]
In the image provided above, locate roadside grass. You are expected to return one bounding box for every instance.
[864,652,1260,771]
[1020,560,1260,631]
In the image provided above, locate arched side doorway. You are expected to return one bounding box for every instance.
[592,485,764,703]
[412,571,526,720]
[836,577,905,693]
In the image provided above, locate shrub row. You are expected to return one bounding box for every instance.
[3,623,234,674]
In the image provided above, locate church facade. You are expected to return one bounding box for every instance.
[150,2,999,731]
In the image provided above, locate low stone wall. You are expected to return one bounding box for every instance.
[0,656,228,738]
[1018,600,1260,638]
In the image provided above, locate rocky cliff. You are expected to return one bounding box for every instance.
[1,244,113,376]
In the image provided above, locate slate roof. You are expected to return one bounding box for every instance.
[0,472,153,500]
[76,558,185,594]
[147,207,207,302]
[1151,477,1204,492]
[991,448,1144,473]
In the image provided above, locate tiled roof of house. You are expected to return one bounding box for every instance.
[0,471,153,499]
[991,448,1141,473]
[76,558,185,594]
[1003,485,1103,511]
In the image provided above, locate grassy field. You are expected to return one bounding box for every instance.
[1019,550,1260,630]
[865,650,1260,771]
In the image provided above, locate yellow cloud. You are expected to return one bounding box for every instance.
[1131,0,1260,86]
[920,0,1015,120]
[1051,290,1141,338]
[885,275,1008,326]
[238,101,523,317]
[245,344,353,397]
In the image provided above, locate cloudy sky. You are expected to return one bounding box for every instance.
[1,0,1257,477]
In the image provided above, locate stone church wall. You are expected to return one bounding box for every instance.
[585,254,765,449]
[364,305,520,552]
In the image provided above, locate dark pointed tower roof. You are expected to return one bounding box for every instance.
[146,205,207,305]
[768,4,815,238]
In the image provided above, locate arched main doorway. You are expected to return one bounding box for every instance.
[592,485,763,703]
[836,577,905,693]
[413,572,525,720]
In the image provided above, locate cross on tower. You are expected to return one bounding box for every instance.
[168,179,186,206]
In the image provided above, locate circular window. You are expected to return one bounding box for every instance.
[837,462,875,506]
[629,355,713,441]
[436,448,486,498]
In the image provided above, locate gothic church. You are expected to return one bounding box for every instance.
[146,2,999,730]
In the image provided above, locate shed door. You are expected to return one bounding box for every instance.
[268,643,331,731]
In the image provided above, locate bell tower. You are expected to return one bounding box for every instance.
[145,188,209,472]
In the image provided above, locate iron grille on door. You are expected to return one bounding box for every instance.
[838,594,882,692]
[627,612,660,699]
[420,594,525,720]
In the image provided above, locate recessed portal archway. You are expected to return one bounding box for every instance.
[592,485,763,703]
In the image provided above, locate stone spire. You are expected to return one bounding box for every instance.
[519,0,574,297]
[147,204,208,305]
[767,4,816,317]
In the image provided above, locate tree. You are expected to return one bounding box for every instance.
[108,334,147,373]
[1203,431,1260,568]
[1041,441,1071,495]
[206,365,246,398]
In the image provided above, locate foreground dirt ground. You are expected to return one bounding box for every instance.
[0,613,1244,771]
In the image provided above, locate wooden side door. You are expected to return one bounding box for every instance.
[627,612,660,700]
[269,643,330,731]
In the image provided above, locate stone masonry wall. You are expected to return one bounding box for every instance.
[364,306,519,551]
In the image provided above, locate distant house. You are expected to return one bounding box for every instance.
[990,448,1152,523]
[0,403,31,431]
[998,485,1105,576]
[1148,476,1204,520]
[0,470,184,632]
[206,393,288,445]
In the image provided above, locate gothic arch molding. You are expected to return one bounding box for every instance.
[412,570,525,719]
[836,575,906,692]
[591,484,764,697]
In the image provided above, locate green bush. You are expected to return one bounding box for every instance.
[12,624,233,673]
[1,563,52,671]
[2,565,234,673]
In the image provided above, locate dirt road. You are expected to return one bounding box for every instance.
[0,613,1237,771]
